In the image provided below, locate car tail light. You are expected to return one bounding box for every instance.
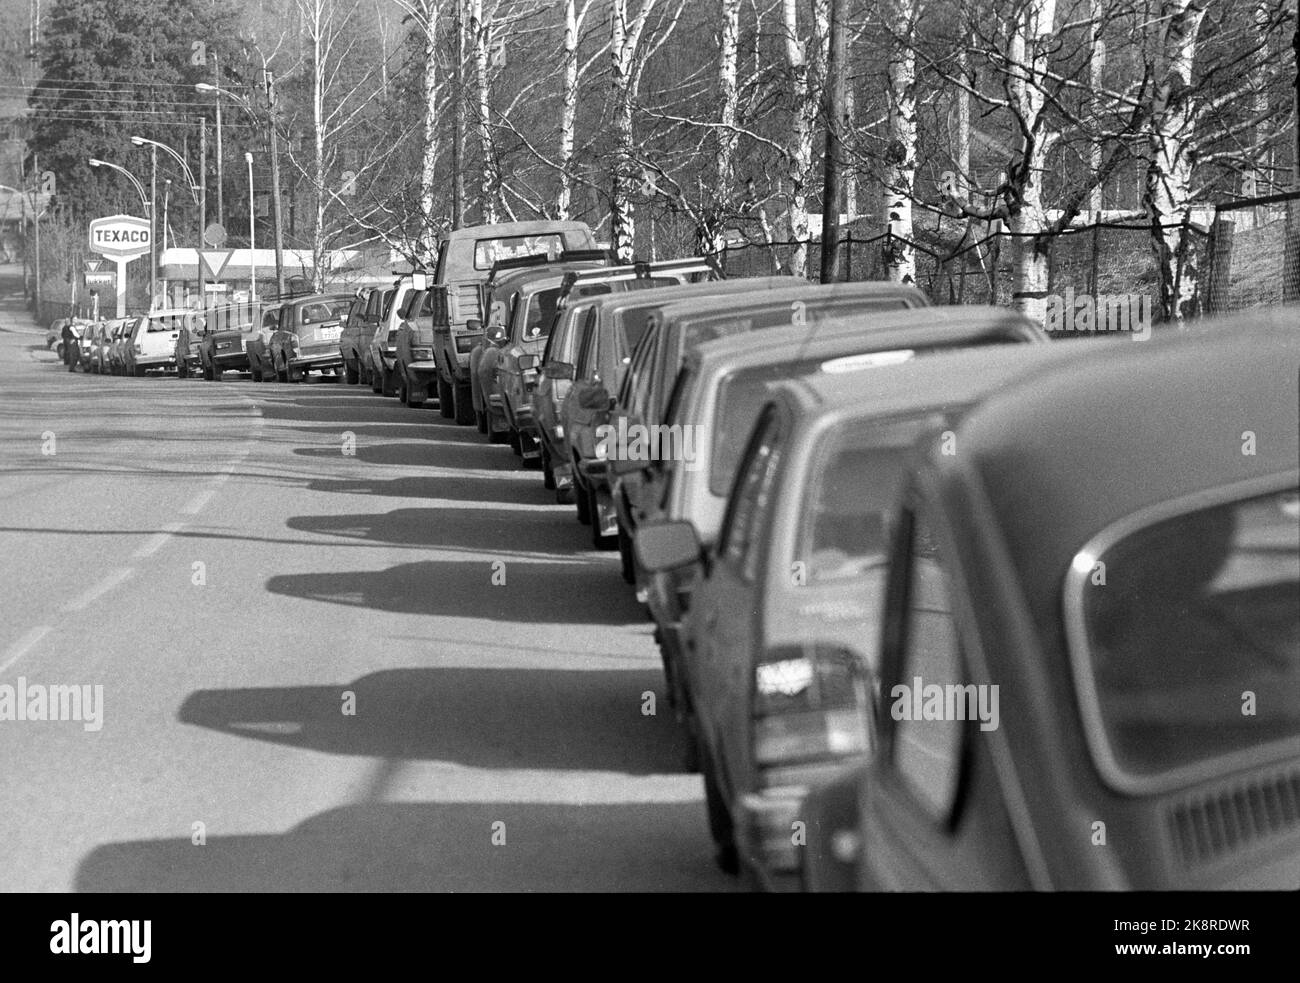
[752,645,871,768]
[413,348,433,361]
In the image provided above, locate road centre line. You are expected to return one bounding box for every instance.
[131,522,185,559]
[62,567,135,613]
[0,625,53,677]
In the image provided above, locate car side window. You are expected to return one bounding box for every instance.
[575,309,599,380]
[717,407,784,581]
[890,506,967,823]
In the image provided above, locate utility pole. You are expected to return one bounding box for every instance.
[32,154,41,315]
[198,120,207,304]
[819,0,847,282]
[264,68,286,295]
[150,143,158,306]
[452,0,466,230]
[214,52,224,229]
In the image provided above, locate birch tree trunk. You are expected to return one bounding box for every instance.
[420,1,440,256]
[1143,0,1208,322]
[780,0,827,279]
[883,0,917,283]
[310,0,329,290]
[556,0,581,219]
[470,0,497,224]
[609,0,656,262]
[1006,0,1057,323]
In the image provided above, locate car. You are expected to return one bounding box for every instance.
[201,301,261,380]
[522,258,722,486]
[340,287,383,385]
[123,309,191,376]
[268,293,352,383]
[470,254,609,451]
[174,310,206,379]
[245,303,283,382]
[568,280,927,550]
[430,219,600,425]
[636,338,1098,888]
[77,320,108,373]
[391,286,440,408]
[356,287,395,387]
[368,282,413,397]
[46,318,68,354]
[107,317,136,376]
[616,306,1047,755]
[841,313,1298,891]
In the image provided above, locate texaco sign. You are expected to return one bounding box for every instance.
[88,214,152,262]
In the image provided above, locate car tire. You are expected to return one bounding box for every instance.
[345,359,359,385]
[542,447,556,490]
[453,381,474,425]
[177,360,188,379]
[404,376,424,408]
[618,522,636,585]
[210,366,221,381]
[702,756,739,876]
[380,364,396,397]
[437,372,454,418]
[591,488,617,550]
[135,365,146,377]
[679,703,701,773]
[509,427,522,456]
[370,361,382,393]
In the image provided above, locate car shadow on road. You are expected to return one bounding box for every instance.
[266,556,640,624]
[286,506,586,554]
[73,799,734,892]
[304,474,553,505]
[296,442,514,472]
[177,667,682,772]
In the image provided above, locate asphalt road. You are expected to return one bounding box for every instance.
[0,269,732,892]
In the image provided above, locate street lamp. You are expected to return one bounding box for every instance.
[197,80,284,295]
[89,157,154,304]
[88,158,150,215]
[245,151,256,303]
[130,136,200,202]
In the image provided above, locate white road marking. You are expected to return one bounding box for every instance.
[0,625,52,676]
[62,567,135,613]
[180,487,217,515]
[132,522,185,559]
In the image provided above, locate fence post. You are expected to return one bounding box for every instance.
[1205,208,1234,315]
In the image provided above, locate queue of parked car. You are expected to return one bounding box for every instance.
[55,218,1300,893]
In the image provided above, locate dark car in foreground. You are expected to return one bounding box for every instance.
[803,311,1299,891]
[202,302,261,380]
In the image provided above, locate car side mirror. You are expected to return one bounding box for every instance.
[635,520,703,573]
[517,354,538,371]
[578,384,614,412]
[485,323,508,347]
[544,361,574,381]
[466,318,483,332]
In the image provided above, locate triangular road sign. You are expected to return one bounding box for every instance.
[198,249,234,280]
[85,258,102,273]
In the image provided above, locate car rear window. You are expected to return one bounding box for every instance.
[1074,485,1300,782]
[474,234,564,270]
[145,314,183,332]
[300,300,350,325]
[795,423,927,583]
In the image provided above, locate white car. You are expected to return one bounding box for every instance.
[124,309,192,376]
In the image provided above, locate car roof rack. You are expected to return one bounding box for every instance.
[486,248,613,280]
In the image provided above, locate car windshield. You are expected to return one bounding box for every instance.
[301,300,349,324]
[794,420,928,583]
[518,287,561,341]
[1077,486,1300,780]
[474,234,564,270]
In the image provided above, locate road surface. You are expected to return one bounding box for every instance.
[0,268,731,892]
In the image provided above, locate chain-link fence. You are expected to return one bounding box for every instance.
[718,220,1208,323]
[1204,192,1300,315]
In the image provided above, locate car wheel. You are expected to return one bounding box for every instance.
[287,360,302,383]
[475,409,488,434]
[509,427,522,456]
[177,360,188,379]
[56,342,64,360]
[209,366,221,381]
[370,361,382,393]
[135,365,146,377]
[542,447,556,490]
[437,372,454,418]
[679,701,701,773]
[591,488,617,550]
[618,522,636,585]
[453,381,475,425]
[702,756,739,876]
[380,364,396,396]
[345,358,359,385]
[404,376,425,408]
